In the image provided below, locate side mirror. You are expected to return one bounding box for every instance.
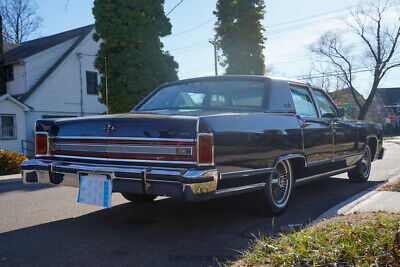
[337,108,345,118]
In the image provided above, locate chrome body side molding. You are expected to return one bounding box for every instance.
[295,165,356,184]
[220,168,273,179]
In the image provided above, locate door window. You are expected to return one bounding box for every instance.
[313,90,337,118]
[290,86,318,117]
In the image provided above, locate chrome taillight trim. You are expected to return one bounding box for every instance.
[196,132,215,167]
[52,136,196,142]
[35,132,49,156]
[52,143,194,156]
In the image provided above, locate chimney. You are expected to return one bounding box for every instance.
[0,14,6,95]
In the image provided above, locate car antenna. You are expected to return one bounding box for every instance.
[105,56,109,115]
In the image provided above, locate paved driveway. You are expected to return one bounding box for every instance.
[1,138,399,266]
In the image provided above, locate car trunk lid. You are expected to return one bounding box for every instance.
[48,113,198,164]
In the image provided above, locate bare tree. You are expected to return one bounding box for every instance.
[303,67,346,93]
[308,0,400,120]
[0,0,42,43]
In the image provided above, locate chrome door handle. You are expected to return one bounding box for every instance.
[331,122,339,126]
[302,121,312,128]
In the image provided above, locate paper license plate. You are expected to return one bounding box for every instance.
[77,174,112,208]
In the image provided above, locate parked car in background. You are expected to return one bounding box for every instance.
[20,76,385,214]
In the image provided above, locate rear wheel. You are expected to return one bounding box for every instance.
[255,160,293,215]
[121,193,156,203]
[348,145,371,183]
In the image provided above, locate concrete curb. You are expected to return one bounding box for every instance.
[0,178,22,184]
[0,174,22,185]
[312,174,400,225]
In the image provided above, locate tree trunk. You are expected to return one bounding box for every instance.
[357,78,380,120]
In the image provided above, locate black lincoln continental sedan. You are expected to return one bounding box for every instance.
[21,76,385,214]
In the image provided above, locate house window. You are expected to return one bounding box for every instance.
[86,71,98,95]
[5,65,14,82]
[0,114,16,139]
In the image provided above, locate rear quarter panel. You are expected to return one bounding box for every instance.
[199,113,303,173]
[356,120,383,159]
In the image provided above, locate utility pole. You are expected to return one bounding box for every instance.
[105,56,109,115]
[209,38,218,76]
[0,15,6,95]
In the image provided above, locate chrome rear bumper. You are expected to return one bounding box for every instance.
[20,159,218,201]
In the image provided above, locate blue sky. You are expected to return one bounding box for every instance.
[33,0,400,95]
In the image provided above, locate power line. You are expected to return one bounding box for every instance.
[165,17,216,38]
[266,3,364,29]
[292,61,400,80]
[168,39,209,52]
[266,2,397,36]
[172,44,211,55]
[166,0,184,16]
[166,4,366,54]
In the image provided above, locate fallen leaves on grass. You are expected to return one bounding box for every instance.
[378,177,400,192]
[232,212,400,266]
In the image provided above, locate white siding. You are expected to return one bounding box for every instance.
[0,99,26,154]
[25,29,106,115]
[6,62,26,95]
[77,29,106,115]
[23,29,106,156]
[24,37,79,90]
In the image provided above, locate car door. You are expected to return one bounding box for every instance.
[312,89,358,159]
[290,84,333,164]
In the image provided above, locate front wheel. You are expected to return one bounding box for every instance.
[348,145,371,183]
[255,160,294,215]
[121,193,156,203]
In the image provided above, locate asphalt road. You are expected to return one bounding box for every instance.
[1,138,400,266]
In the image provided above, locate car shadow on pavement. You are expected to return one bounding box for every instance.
[0,182,54,194]
[0,176,381,267]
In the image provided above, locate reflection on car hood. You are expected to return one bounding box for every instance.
[134,108,260,117]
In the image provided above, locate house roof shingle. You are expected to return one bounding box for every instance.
[3,24,94,65]
[377,88,400,106]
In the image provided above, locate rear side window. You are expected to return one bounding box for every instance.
[313,90,337,118]
[290,86,318,117]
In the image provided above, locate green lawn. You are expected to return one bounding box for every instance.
[233,212,400,266]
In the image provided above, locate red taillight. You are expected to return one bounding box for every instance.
[197,134,213,165]
[35,133,48,155]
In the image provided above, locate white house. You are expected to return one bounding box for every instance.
[0,24,106,156]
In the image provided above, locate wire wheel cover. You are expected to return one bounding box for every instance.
[270,161,291,206]
[361,148,371,177]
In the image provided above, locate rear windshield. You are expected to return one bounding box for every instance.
[137,80,266,111]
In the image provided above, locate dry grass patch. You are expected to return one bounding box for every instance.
[378,177,400,192]
[233,212,400,266]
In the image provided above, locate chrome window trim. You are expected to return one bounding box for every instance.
[196,132,215,167]
[43,155,197,165]
[52,136,195,142]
